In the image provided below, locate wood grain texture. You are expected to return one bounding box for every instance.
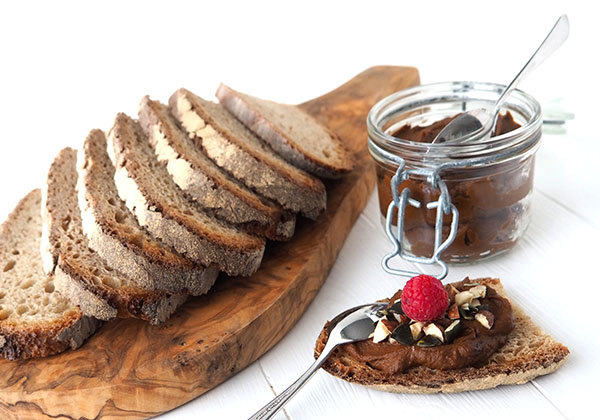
[0,66,419,420]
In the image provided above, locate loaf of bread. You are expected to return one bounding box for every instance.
[0,82,354,360]
[0,84,336,358]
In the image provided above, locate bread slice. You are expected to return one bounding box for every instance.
[315,278,570,393]
[77,129,219,295]
[169,88,327,220]
[0,189,101,360]
[107,113,265,276]
[42,148,187,323]
[137,96,295,241]
[216,84,353,179]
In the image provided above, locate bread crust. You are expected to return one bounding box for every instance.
[169,89,327,220]
[315,278,570,393]
[0,311,101,360]
[78,129,219,295]
[216,83,353,179]
[52,261,117,320]
[42,148,188,324]
[55,258,187,324]
[138,97,295,241]
[0,189,101,360]
[107,114,265,276]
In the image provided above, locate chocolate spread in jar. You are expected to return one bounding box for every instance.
[316,279,515,377]
[393,112,521,143]
[376,111,533,262]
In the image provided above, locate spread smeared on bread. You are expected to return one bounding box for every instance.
[315,278,569,393]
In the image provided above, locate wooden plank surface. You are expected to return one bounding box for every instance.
[238,124,600,420]
[251,191,584,420]
[0,66,420,420]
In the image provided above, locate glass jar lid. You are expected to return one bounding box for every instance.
[367,81,542,170]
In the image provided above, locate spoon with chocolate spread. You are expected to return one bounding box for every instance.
[433,14,569,144]
[248,302,387,420]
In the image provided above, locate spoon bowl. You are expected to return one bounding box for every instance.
[248,302,387,420]
[432,109,489,144]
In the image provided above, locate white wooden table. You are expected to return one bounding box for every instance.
[157,124,598,420]
[1,2,596,419]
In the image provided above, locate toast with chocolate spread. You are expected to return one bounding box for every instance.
[315,278,570,393]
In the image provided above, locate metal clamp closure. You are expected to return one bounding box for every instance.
[382,158,459,280]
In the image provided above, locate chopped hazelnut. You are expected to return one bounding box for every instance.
[448,303,460,320]
[392,313,409,324]
[455,291,474,306]
[447,285,460,302]
[373,319,393,343]
[444,320,462,343]
[423,323,445,343]
[409,322,425,340]
[469,285,487,299]
[475,310,495,329]
[381,319,399,332]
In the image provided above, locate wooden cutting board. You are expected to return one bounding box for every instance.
[0,66,419,420]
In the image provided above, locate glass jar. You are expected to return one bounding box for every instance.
[367,81,542,263]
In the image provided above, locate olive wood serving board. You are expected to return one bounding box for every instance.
[0,66,420,420]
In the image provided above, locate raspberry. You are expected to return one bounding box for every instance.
[401,274,449,322]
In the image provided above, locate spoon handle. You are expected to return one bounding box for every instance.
[494,14,569,115]
[248,341,339,420]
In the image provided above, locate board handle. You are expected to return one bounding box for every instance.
[300,66,420,153]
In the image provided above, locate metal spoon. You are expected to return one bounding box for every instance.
[248,302,387,420]
[433,14,569,144]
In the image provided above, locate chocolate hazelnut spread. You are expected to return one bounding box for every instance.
[325,279,514,375]
[393,112,521,143]
[375,111,534,262]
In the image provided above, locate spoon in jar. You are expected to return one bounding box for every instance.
[432,14,569,144]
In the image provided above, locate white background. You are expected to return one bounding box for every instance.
[1,1,598,419]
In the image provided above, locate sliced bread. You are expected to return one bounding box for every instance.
[0,189,101,360]
[107,113,265,277]
[315,278,570,393]
[169,88,327,220]
[216,84,353,179]
[137,96,295,241]
[42,148,187,323]
[77,129,219,296]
